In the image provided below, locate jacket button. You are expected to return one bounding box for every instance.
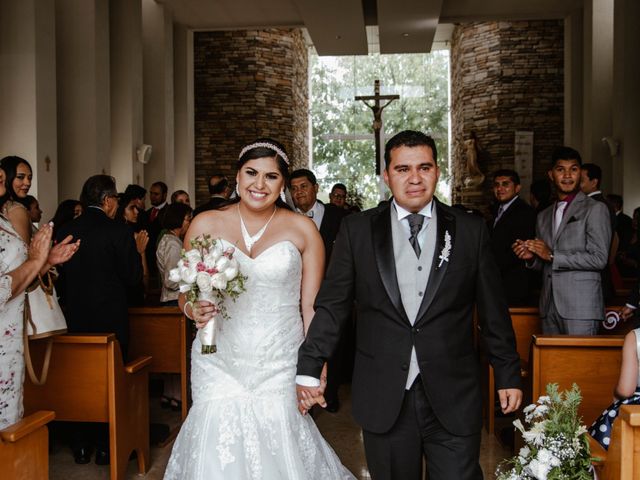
[411,327,419,334]
[401,363,409,371]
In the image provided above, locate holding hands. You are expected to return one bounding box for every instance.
[512,238,553,262]
[296,364,328,415]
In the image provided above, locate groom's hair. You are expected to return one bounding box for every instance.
[384,130,438,169]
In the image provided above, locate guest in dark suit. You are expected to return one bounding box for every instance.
[608,194,634,253]
[145,181,168,282]
[581,163,617,302]
[55,174,143,465]
[193,174,231,216]
[489,169,536,305]
[297,131,522,480]
[290,168,347,412]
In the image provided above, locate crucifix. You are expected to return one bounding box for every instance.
[355,79,399,200]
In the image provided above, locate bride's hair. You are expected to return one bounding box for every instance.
[219,138,291,210]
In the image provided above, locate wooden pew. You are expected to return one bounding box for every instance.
[589,405,640,480]
[482,307,541,434]
[0,410,55,480]
[530,335,624,426]
[23,334,152,480]
[128,306,192,422]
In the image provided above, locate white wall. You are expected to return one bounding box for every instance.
[173,25,195,200]
[110,0,144,190]
[56,0,111,201]
[142,0,174,194]
[0,0,58,222]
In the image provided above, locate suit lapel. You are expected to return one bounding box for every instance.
[415,201,456,323]
[372,204,410,324]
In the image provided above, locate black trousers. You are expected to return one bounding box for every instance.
[363,377,483,480]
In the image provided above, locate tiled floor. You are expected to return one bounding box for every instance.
[49,386,512,479]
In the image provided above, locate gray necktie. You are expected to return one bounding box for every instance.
[407,214,425,258]
[494,204,505,226]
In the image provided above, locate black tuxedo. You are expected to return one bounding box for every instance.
[489,196,536,305]
[193,196,227,217]
[56,207,143,354]
[298,199,520,472]
[318,203,347,264]
[616,212,633,252]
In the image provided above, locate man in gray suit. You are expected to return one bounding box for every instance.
[513,146,612,334]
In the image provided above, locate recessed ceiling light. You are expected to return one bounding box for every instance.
[335,35,342,40]
[402,32,410,37]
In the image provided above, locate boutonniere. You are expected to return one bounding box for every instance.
[437,230,452,268]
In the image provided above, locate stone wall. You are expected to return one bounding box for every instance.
[450,21,564,214]
[193,29,308,205]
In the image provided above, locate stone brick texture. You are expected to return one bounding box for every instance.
[450,21,564,215]
[194,29,308,206]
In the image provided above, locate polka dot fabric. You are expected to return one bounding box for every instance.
[589,391,640,450]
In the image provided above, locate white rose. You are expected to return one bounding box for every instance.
[215,256,230,271]
[208,243,223,261]
[211,273,228,290]
[180,266,197,284]
[177,258,185,269]
[223,266,238,281]
[169,268,182,283]
[196,272,213,293]
[203,253,217,270]
[184,249,201,264]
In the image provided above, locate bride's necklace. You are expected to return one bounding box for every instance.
[238,204,277,253]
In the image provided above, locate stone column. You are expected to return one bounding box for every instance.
[110,0,144,188]
[56,0,111,200]
[0,0,58,221]
[142,0,174,193]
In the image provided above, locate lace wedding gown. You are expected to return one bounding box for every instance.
[164,240,355,480]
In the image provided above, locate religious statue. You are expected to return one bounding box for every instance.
[461,132,486,188]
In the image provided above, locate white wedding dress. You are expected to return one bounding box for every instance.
[164,240,355,480]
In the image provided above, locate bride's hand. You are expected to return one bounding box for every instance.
[191,300,217,328]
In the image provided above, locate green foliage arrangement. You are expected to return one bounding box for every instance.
[496,384,595,480]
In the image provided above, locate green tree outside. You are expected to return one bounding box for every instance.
[310,50,451,209]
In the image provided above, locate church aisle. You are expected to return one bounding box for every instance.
[48,385,511,479]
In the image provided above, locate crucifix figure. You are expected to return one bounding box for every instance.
[356,80,399,200]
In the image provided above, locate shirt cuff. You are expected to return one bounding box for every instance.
[626,303,637,310]
[295,375,320,387]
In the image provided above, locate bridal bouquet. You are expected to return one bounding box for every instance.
[496,383,595,480]
[169,234,246,354]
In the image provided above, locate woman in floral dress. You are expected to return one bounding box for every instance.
[0,165,79,429]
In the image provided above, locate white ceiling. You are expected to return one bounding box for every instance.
[157,0,584,55]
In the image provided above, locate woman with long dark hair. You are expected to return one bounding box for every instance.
[0,156,34,243]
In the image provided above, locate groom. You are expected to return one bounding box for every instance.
[297,130,522,480]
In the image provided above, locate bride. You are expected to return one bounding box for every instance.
[164,140,355,479]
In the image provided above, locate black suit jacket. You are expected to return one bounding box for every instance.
[193,196,227,217]
[617,212,633,252]
[56,208,143,349]
[298,200,521,436]
[489,197,536,305]
[318,203,347,265]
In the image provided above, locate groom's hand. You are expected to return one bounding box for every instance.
[498,388,523,414]
[296,385,326,415]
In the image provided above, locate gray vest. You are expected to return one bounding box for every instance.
[390,205,437,387]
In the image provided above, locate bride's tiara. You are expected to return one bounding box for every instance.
[238,142,290,165]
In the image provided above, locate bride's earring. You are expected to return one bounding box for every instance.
[235,185,240,197]
[280,190,286,202]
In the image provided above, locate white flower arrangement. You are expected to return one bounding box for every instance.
[496,384,595,480]
[169,234,247,354]
[437,230,452,268]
